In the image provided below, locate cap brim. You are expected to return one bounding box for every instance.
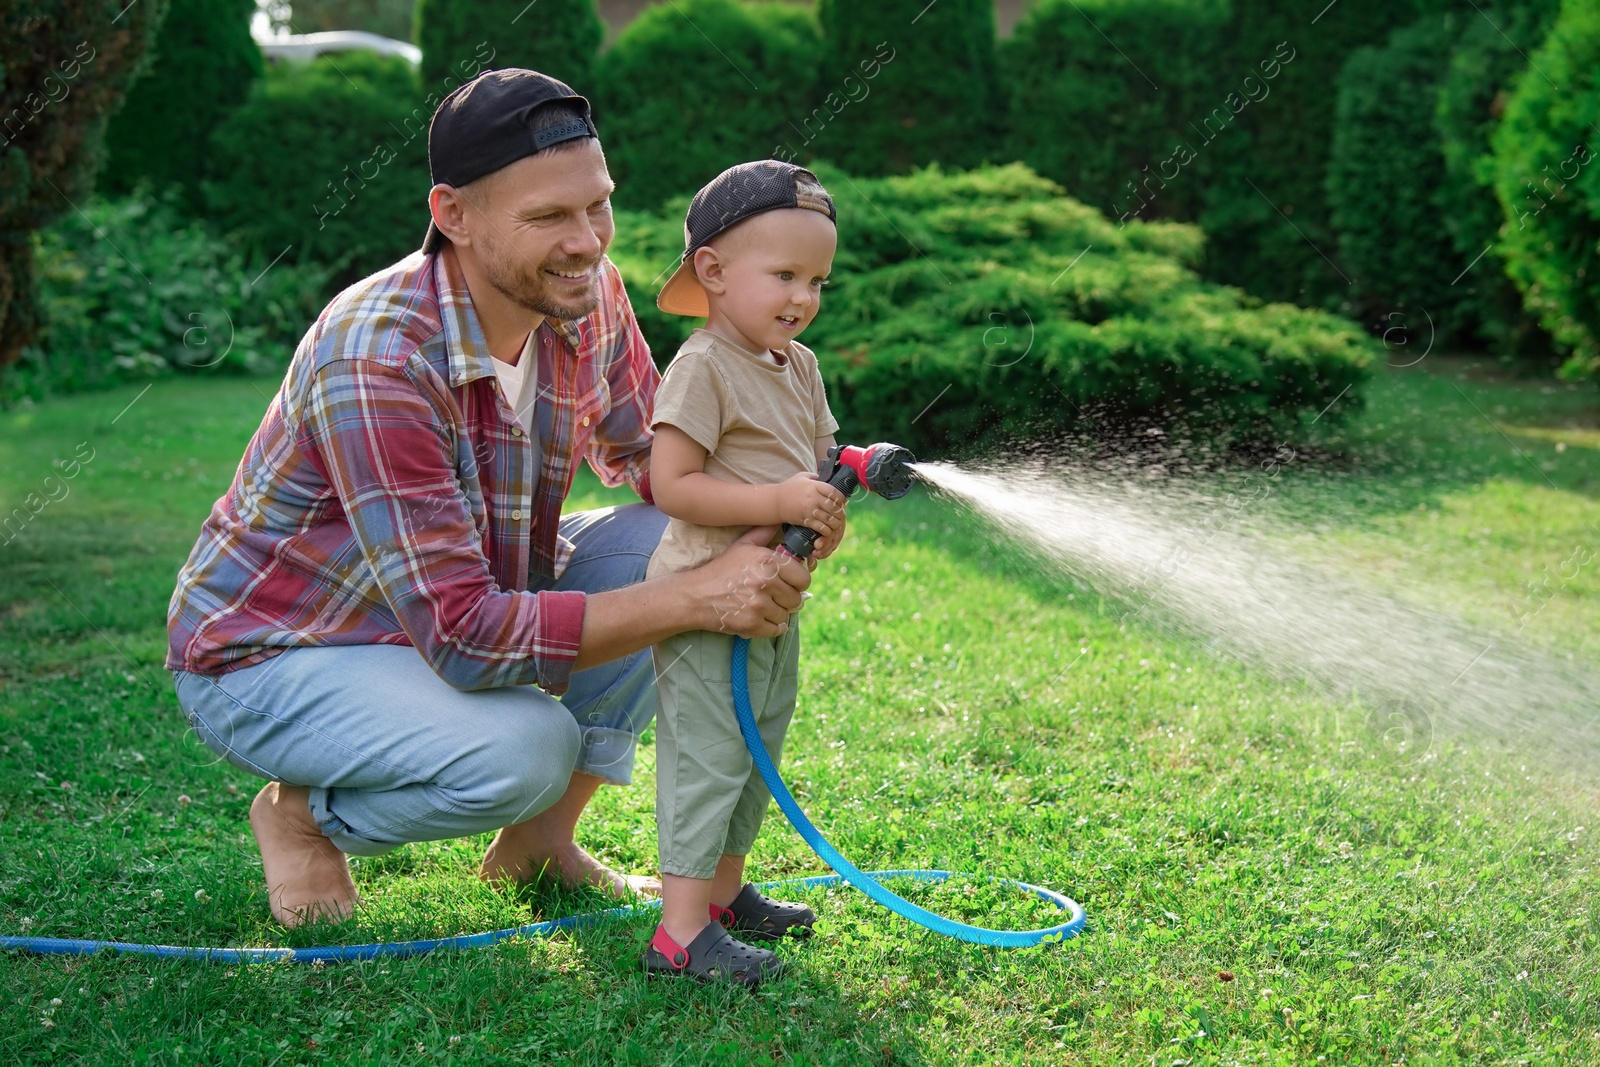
[422,218,446,256]
[656,258,709,317]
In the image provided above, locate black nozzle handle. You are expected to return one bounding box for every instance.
[778,459,860,560]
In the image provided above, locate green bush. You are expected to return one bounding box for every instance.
[0,0,169,370]
[4,193,331,402]
[609,164,1375,457]
[416,0,602,91]
[1000,0,1228,225]
[1434,0,1561,363]
[1491,0,1600,382]
[593,0,822,212]
[809,0,1001,175]
[204,52,438,282]
[605,205,697,368]
[100,0,262,205]
[1326,13,1472,346]
[1207,0,1427,308]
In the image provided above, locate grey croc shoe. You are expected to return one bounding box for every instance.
[641,921,785,987]
[710,882,816,942]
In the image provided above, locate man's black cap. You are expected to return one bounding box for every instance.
[421,68,598,255]
[657,159,837,317]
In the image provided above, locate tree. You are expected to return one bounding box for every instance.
[415,0,603,92]
[0,0,170,370]
[1433,0,1561,362]
[100,0,263,204]
[1491,0,1600,381]
[1207,0,1428,307]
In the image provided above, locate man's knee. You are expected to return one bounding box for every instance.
[449,711,581,826]
[558,504,667,591]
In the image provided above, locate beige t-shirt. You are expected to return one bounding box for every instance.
[646,328,840,578]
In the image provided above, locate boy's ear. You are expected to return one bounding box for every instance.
[692,246,727,295]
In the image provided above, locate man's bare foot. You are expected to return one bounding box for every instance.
[249,782,360,927]
[479,830,661,900]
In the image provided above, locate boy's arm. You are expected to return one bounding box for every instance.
[651,424,846,537]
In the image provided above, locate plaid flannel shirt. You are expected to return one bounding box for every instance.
[166,247,657,693]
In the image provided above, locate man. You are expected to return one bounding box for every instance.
[166,69,823,927]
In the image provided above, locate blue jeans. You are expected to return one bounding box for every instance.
[172,503,667,856]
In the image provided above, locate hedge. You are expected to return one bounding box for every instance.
[1326,13,1473,347]
[204,52,456,283]
[609,163,1375,458]
[809,0,1001,175]
[100,0,262,205]
[592,0,822,212]
[416,0,602,93]
[1000,0,1229,226]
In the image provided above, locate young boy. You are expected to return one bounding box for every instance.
[641,160,849,986]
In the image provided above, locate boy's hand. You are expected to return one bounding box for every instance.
[773,473,847,539]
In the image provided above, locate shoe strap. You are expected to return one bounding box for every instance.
[650,925,690,969]
[708,902,736,928]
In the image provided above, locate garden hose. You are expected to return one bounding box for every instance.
[1,644,1084,962]
[3,440,1086,960]
[729,636,1085,948]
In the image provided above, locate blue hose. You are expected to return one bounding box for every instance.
[1,640,1085,962]
[730,636,1084,948]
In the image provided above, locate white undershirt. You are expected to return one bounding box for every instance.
[490,330,539,432]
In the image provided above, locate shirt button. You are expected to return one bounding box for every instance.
[581,415,591,427]
[510,510,524,521]
[510,426,523,437]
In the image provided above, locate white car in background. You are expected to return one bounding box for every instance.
[253,29,420,66]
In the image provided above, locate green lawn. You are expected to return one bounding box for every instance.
[1,359,1596,1066]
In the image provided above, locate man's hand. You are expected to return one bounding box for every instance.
[694,525,811,636]
[572,528,811,671]
[812,511,849,561]
[772,472,846,540]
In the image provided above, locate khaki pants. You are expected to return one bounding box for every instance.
[652,620,800,879]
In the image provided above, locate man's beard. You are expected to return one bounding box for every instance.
[483,239,601,322]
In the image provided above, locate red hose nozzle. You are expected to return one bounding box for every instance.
[834,443,917,500]
[778,442,917,559]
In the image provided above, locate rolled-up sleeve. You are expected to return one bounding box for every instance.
[300,357,585,692]
[585,263,657,502]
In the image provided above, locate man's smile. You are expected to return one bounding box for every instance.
[545,263,597,287]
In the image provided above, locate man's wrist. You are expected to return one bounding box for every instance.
[658,568,717,634]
